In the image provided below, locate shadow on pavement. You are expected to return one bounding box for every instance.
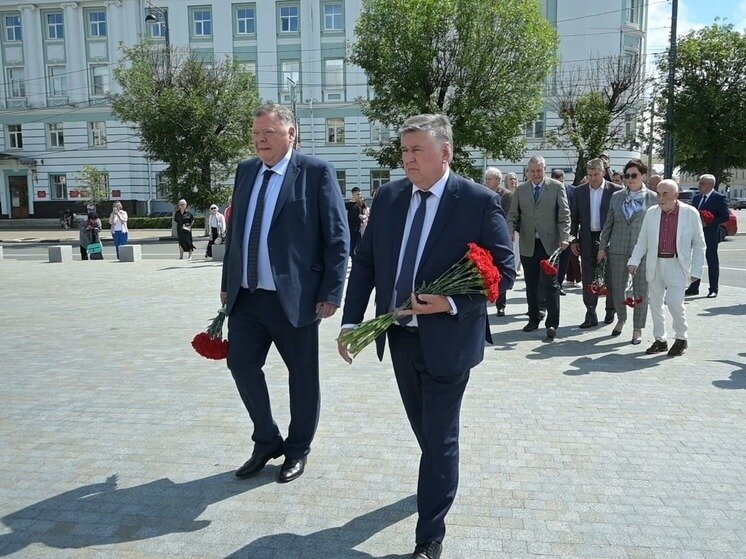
[562,351,665,376]
[225,495,416,559]
[0,471,271,557]
[712,353,746,389]
[697,304,746,317]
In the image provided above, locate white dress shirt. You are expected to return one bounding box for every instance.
[241,149,293,290]
[589,182,604,232]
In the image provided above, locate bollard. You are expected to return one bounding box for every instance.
[211,243,226,261]
[48,245,73,263]
[119,245,142,262]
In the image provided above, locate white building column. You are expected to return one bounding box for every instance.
[255,1,277,102]
[62,2,87,105]
[19,4,46,108]
[105,0,123,94]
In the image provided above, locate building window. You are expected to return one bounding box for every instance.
[371,170,390,195]
[90,121,107,147]
[88,11,107,37]
[90,64,109,95]
[7,124,23,149]
[192,9,212,37]
[323,3,343,31]
[146,8,166,38]
[47,66,66,97]
[50,174,67,200]
[240,61,257,85]
[47,13,64,39]
[7,68,25,98]
[326,118,345,144]
[324,59,344,89]
[281,60,300,101]
[155,171,168,199]
[628,0,642,25]
[524,112,545,139]
[336,169,346,195]
[5,15,22,41]
[280,5,299,32]
[370,122,390,144]
[48,123,64,148]
[235,6,255,35]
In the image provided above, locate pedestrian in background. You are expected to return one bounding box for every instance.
[85,211,103,261]
[109,201,129,260]
[206,204,226,258]
[174,199,196,260]
[504,172,522,277]
[77,205,95,260]
[484,167,513,316]
[345,187,368,257]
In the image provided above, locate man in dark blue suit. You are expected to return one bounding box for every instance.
[337,114,515,559]
[685,174,730,297]
[221,103,349,483]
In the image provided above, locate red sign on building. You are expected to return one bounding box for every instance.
[37,191,47,199]
[69,191,79,198]
[111,190,121,198]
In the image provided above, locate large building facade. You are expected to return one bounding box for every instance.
[0,0,647,219]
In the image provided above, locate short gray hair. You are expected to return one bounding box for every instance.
[484,167,502,182]
[254,102,295,128]
[528,155,546,168]
[587,158,605,172]
[699,174,716,187]
[399,114,453,147]
[505,172,518,182]
[550,168,565,181]
[658,179,680,192]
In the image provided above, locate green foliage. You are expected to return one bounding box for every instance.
[112,41,260,210]
[657,23,746,186]
[76,165,110,205]
[350,0,558,179]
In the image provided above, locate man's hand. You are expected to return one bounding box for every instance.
[559,241,569,250]
[220,291,228,306]
[597,249,607,262]
[398,294,451,316]
[316,302,339,320]
[570,243,580,257]
[337,328,353,364]
[628,265,638,276]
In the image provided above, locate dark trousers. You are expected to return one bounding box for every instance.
[206,226,219,257]
[690,239,719,293]
[227,288,320,459]
[495,291,506,311]
[349,228,362,257]
[580,232,614,314]
[79,246,88,260]
[521,239,561,328]
[387,326,470,545]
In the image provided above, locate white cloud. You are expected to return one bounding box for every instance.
[645,0,707,73]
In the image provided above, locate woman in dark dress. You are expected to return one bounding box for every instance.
[173,199,196,260]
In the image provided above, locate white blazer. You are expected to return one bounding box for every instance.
[628,202,706,282]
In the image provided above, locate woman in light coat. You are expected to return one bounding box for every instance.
[205,204,226,258]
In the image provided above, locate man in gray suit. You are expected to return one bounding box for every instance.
[570,158,622,327]
[483,167,513,316]
[508,155,571,339]
[220,103,349,483]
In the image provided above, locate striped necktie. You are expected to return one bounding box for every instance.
[247,169,274,292]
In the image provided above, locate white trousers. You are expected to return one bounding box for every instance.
[513,232,521,272]
[648,258,688,342]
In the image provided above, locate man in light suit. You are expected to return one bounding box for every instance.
[570,158,622,328]
[685,174,730,298]
[628,180,706,357]
[507,155,571,339]
[483,166,512,316]
[338,114,515,559]
[221,103,349,483]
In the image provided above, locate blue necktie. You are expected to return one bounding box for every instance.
[533,183,541,203]
[247,169,274,292]
[395,190,432,324]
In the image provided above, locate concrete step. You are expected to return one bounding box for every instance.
[0,218,64,229]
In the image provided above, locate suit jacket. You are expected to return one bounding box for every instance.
[507,177,571,257]
[496,186,513,215]
[341,172,516,376]
[628,202,706,282]
[570,180,623,258]
[221,150,349,327]
[599,188,658,256]
[692,190,729,244]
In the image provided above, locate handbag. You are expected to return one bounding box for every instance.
[214,235,224,245]
[87,242,103,254]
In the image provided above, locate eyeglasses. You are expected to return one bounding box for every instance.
[251,129,280,139]
[624,173,640,179]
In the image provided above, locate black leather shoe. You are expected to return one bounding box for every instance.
[523,321,540,332]
[496,308,505,317]
[604,310,616,324]
[412,541,442,559]
[546,327,557,339]
[667,339,688,356]
[235,448,284,478]
[645,340,668,354]
[559,289,567,296]
[684,287,699,296]
[539,310,546,320]
[278,456,307,483]
[707,290,718,298]
[579,313,598,329]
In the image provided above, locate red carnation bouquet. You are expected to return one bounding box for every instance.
[623,276,644,308]
[699,210,714,226]
[585,260,609,296]
[539,247,564,276]
[192,307,229,360]
[338,243,501,356]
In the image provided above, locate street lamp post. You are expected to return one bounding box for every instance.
[144,2,170,75]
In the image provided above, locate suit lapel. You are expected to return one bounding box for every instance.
[233,160,262,246]
[270,151,300,226]
[601,184,613,228]
[418,175,460,274]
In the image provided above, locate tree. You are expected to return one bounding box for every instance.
[657,23,746,187]
[112,41,260,210]
[546,55,648,184]
[76,165,110,206]
[349,0,558,179]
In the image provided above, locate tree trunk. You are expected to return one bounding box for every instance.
[573,153,587,186]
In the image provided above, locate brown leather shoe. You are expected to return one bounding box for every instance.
[667,339,688,356]
[645,340,668,354]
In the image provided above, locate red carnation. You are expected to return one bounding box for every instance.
[699,210,714,226]
[192,308,229,360]
[625,297,636,308]
[466,242,502,302]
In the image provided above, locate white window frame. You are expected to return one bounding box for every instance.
[146,8,166,38]
[48,123,65,148]
[324,59,344,89]
[155,171,168,200]
[192,9,212,37]
[90,121,107,147]
[323,3,343,31]
[50,174,67,200]
[88,11,107,37]
[628,0,642,25]
[5,15,22,42]
[47,13,64,40]
[47,66,66,97]
[370,122,390,144]
[279,5,299,33]
[524,112,545,139]
[371,170,390,194]
[235,6,255,35]
[326,118,345,144]
[280,60,300,102]
[90,64,109,96]
[7,68,25,98]
[336,169,346,195]
[7,124,23,149]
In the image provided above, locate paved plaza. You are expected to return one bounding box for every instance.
[0,256,744,558]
